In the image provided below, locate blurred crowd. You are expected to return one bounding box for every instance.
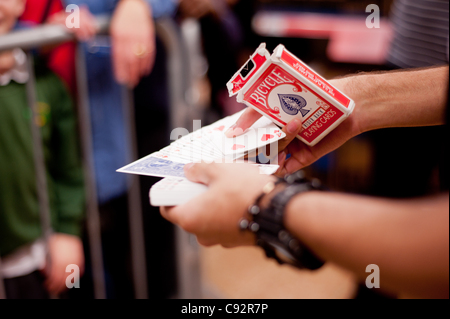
[0,0,448,299]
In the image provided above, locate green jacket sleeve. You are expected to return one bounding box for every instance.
[46,75,86,237]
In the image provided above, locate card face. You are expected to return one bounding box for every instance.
[256,164,279,175]
[208,115,286,156]
[117,109,282,179]
[117,154,187,178]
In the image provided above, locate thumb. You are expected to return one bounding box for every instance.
[184,162,219,186]
[225,108,262,138]
[277,118,303,152]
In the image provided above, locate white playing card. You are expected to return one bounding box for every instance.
[208,115,286,156]
[149,162,280,207]
[149,177,208,207]
[117,109,282,180]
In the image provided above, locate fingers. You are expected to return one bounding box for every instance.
[183,162,219,185]
[278,118,303,152]
[160,194,210,234]
[225,108,262,137]
[44,265,67,295]
[42,234,85,296]
[76,6,98,41]
[160,206,177,225]
[140,43,156,78]
[110,0,154,88]
[128,50,141,88]
[111,35,127,85]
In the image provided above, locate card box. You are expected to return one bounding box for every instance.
[227,43,355,146]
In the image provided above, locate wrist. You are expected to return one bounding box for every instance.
[284,190,321,245]
[241,172,325,269]
[337,73,377,135]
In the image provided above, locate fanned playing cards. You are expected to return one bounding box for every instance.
[117,109,284,206]
[118,42,354,207]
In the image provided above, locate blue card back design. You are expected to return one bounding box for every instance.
[123,156,186,178]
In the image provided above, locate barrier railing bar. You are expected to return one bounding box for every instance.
[0,17,205,299]
[0,16,109,52]
[155,18,202,299]
[75,43,107,299]
[25,51,55,298]
[0,21,109,299]
[122,87,148,299]
[0,258,5,299]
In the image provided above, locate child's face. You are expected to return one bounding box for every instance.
[0,0,25,35]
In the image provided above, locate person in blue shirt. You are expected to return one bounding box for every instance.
[63,0,177,204]
[59,0,178,298]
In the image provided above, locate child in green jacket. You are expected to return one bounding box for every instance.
[0,0,85,298]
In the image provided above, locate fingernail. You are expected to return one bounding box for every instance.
[287,119,302,134]
[184,163,194,171]
[225,124,237,138]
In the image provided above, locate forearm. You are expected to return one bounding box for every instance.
[285,191,449,298]
[119,0,153,16]
[344,66,449,134]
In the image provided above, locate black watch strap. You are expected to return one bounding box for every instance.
[240,171,325,270]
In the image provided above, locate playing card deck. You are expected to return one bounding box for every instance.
[149,178,208,207]
[227,43,355,146]
[148,162,279,207]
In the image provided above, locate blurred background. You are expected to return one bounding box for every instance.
[0,0,447,299]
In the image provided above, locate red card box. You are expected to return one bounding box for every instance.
[227,43,355,146]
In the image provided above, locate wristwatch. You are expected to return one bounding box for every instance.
[239,170,325,270]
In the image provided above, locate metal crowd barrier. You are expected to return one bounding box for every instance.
[0,16,203,299]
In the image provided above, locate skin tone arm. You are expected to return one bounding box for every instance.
[47,5,98,42]
[110,0,156,88]
[48,0,155,87]
[161,66,450,298]
[43,234,85,295]
[285,191,449,299]
[162,164,449,299]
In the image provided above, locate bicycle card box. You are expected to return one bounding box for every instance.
[227,43,355,146]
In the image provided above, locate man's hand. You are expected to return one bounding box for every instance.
[110,0,156,88]
[0,51,15,75]
[225,78,362,177]
[47,5,98,42]
[161,163,276,248]
[42,233,84,295]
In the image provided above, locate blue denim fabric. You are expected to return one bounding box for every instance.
[64,0,176,203]
[82,39,129,204]
[147,0,178,18]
